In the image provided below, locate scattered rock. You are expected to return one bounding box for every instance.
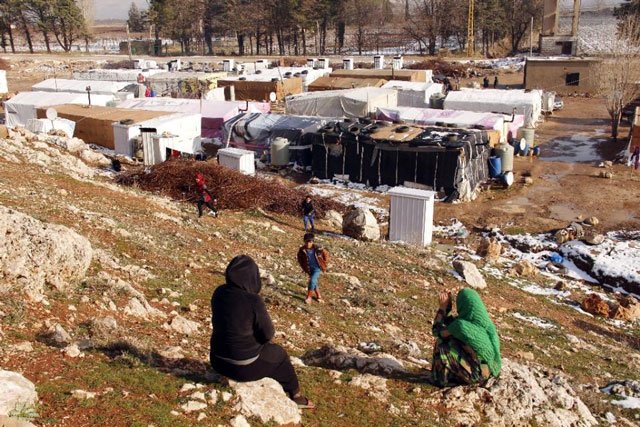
[599,170,613,179]
[0,370,38,417]
[476,237,502,261]
[452,260,487,289]
[196,413,207,422]
[523,176,534,185]
[349,374,388,401]
[611,296,640,322]
[221,392,233,402]
[424,359,597,426]
[328,272,361,287]
[581,294,610,318]
[324,210,343,228]
[554,281,566,291]
[70,390,96,400]
[510,260,538,277]
[230,378,301,425]
[516,351,535,361]
[124,297,166,319]
[78,149,111,168]
[45,323,72,347]
[342,206,380,242]
[168,315,199,336]
[229,415,251,427]
[584,216,599,226]
[63,344,82,358]
[158,346,185,360]
[0,206,93,298]
[581,232,604,246]
[89,316,118,339]
[181,400,207,413]
[302,345,407,377]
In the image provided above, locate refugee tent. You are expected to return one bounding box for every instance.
[112,113,202,159]
[308,120,490,201]
[285,88,398,118]
[4,91,115,128]
[36,104,173,149]
[117,98,269,139]
[443,88,543,126]
[73,69,165,82]
[217,77,303,101]
[32,79,132,98]
[222,112,328,165]
[0,70,8,94]
[381,81,443,108]
[376,106,525,142]
[146,71,228,98]
[308,77,387,91]
[330,69,432,83]
[239,67,332,89]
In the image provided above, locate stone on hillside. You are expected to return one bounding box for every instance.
[230,378,301,425]
[424,359,597,427]
[168,315,199,336]
[349,374,388,401]
[581,232,604,246]
[70,390,96,400]
[324,210,343,229]
[181,400,207,413]
[328,273,361,287]
[78,149,111,168]
[124,297,166,320]
[47,323,72,346]
[0,370,38,417]
[453,260,487,289]
[158,346,185,360]
[611,296,640,322]
[0,206,93,298]
[342,206,380,242]
[581,294,610,318]
[89,317,118,338]
[584,216,599,226]
[63,344,82,358]
[302,345,407,377]
[476,237,502,261]
[230,415,251,427]
[510,260,538,277]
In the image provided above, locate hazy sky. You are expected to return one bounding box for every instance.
[95,0,148,20]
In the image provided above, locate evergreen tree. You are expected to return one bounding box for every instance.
[127,2,145,32]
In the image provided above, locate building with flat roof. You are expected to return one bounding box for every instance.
[524,57,601,95]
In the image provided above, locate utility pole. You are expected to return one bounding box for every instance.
[126,23,133,61]
[530,16,533,56]
[467,0,475,57]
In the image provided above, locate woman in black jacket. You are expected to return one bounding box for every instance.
[210,255,314,408]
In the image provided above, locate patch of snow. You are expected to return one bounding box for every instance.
[512,312,557,329]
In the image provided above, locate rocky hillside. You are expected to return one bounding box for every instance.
[0,129,639,426]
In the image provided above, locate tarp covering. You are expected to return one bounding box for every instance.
[117,97,270,139]
[234,67,332,88]
[4,91,115,128]
[217,77,303,101]
[308,77,387,91]
[223,112,328,165]
[444,88,543,126]
[330,69,432,82]
[308,120,490,201]
[32,79,130,96]
[146,71,228,98]
[285,88,398,118]
[35,104,172,149]
[381,80,443,108]
[376,106,525,140]
[73,69,165,82]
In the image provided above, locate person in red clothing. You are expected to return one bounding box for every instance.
[195,173,218,217]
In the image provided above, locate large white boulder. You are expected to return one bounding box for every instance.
[230,378,301,425]
[453,260,487,289]
[0,370,38,418]
[0,206,93,298]
[342,206,380,242]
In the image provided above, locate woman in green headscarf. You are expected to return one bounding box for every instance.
[431,288,501,387]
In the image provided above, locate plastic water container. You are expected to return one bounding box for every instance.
[520,127,535,147]
[503,171,514,186]
[494,142,514,173]
[489,156,502,178]
[270,137,290,166]
[430,93,446,109]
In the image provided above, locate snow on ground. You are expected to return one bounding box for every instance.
[302,183,389,218]
[433,219,468,239]
[512,312,557,329]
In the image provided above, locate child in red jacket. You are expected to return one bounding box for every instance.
[195,173,218,217]
[297,233,329,304]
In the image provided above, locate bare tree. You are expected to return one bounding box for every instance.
[597,18,640,140]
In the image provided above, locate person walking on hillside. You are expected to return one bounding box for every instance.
[483,76,490,89]
[431,288,501,387]
[195,172,218,218]
[493,76,499,89]
[297,233,329,304]
[210,255,315,409]
[301,195,315,232]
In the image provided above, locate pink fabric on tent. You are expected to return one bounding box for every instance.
[117,98,270,138]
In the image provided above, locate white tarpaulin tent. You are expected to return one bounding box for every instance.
[230,67,332,89]
[285,88,398,118]
[33,79,130,96]
[73,69,165,82]
[0,70,8,93]
[444,88,543,126]
[4,91,115,128]
[381,80,443,108]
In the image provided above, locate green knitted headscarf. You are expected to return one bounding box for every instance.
[447,288,502,377]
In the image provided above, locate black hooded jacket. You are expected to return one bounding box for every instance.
[210,255,275,361]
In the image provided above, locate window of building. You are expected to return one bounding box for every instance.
[556,41,573,55]
[565,73,580,86]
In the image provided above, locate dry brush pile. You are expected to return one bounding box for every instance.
[117,159,345,217]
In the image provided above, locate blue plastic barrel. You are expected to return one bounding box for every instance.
[489,156,502,178]
[520,143,530,157]
[532,146,541,156]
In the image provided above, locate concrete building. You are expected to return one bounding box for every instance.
[540,0,581,56]
[524,57,601,95]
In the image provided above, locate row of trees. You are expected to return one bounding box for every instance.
[0,0,88,53]
[131,0,544,56]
